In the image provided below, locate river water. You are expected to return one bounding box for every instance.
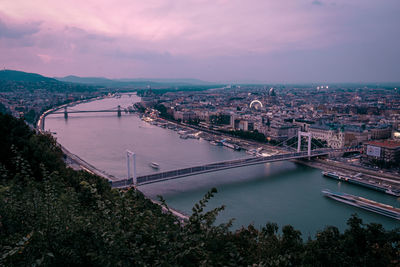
[45,94,399,236]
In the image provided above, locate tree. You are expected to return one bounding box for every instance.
[0,113,399,266]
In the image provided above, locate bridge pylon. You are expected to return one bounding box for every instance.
[117,105,121,117]
[297,131,312,157]
[126,150,137,186]
[64,106,68,119]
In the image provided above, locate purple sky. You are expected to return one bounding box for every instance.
[0,0,399,83]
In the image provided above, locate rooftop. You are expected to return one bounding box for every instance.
[366,140,400,149]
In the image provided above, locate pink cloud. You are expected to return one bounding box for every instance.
[0,1,398,82]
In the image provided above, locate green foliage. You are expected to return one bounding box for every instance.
[154,103,173,120]
[0,102,9,114]
[23,109,36,124]
[220,129,267,142]
[0,113,399,266]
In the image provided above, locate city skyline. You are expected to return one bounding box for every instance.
[0,0,399,83]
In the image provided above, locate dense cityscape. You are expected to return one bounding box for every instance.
[138,85,400,171]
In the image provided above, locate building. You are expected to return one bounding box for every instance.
[173,110,196,122]
[263,124,299,142]
[369,125,392,140]
[292,119,314,132]
[308,123,370,149]
[308,124,344,148]
[363,140,400,166]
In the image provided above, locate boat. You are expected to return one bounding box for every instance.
[322,189,400,220]
[210,140,222,146]
[187,134,200,139]
[149,162,160,169]
[246,149,257,155]
[222,142,241,150]
[180,134,189,139]
[322,171,400,197]
[386,188,399,197]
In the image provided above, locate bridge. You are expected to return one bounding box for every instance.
[110,130,362,188]
[111,148,333,188]
[52,106,124,118]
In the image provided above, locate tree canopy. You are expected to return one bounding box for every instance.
[0,113,399,266]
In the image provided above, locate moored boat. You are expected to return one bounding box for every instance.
[322,189,400,220]
[322,171,400,197]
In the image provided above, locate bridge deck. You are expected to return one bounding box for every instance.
[52,110,119,114]
[111,150,330,188]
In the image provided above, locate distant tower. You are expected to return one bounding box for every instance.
[64,106,68,119]
[269,87,276,96]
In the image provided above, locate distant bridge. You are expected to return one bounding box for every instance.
[52,106,124,118]
[111,149,333,188]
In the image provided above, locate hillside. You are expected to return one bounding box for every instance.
[0,70,100,92]
[0,69,58,83]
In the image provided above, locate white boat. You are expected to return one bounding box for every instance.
[180,134,189,139]
[149,162,160,169]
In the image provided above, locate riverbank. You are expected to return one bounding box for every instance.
[141,112,400,196]
[37,94,111,131]
[141,114,281,155]
[36,94,119,181]
[37,93,191,222]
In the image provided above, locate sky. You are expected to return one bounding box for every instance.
[0,0,399,83]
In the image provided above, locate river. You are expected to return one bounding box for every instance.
[45,94,399,236]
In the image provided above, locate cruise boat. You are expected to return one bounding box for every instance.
[149,162,160,169]
[322,189,400,220]
[322,171,400,197]
[222,142,241,150]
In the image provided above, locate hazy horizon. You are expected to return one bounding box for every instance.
[3,68,400,85]
[1,1,399,83]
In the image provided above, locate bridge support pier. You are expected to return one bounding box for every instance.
[126,150,136,186]
[117,105,121,117]
[64,106,68,119]
[298,131,312,157]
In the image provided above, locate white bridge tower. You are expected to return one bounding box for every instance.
[126,150,137,186]
[297,131,312,157]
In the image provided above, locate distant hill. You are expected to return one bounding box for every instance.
[116,78,215,86]
[0,70,99,92]
[0,70,222,92]
[56,75,119,85]
[56,75,219,88]
[0,69,58,83]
